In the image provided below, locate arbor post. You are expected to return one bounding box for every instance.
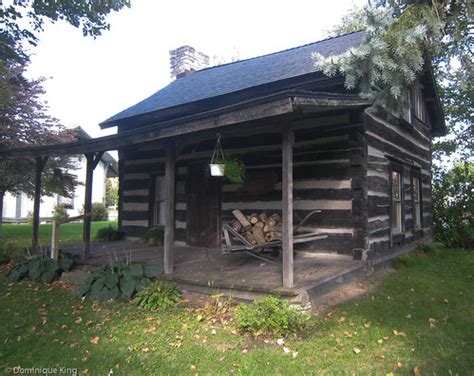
[83,152,103,260]
[282,127,294,288]
[32,156,48,251]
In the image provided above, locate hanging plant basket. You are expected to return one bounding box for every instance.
[209,134,245,184]
[209,163,225,176]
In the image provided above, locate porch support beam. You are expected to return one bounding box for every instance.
[32,156,48,251]
[282,127,294,288]
[164,142,176,274]
[82,151,104,260]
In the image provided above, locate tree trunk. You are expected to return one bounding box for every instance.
[0,190,4,236]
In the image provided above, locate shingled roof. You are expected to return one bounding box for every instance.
[101,31,366,128]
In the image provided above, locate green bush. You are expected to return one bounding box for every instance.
[144,228,164,246]
[235,295,307,337]
[7,253,74,283]
[94,225,125,241]
[91,202,108,221]
[415,241,437,254]
[134,281,181,310]
[214,158,245,184]
[77,260,163,301]
[52,204,69,221]
[393,252,422,269]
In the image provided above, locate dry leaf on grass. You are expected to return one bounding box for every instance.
[89,336,100,345]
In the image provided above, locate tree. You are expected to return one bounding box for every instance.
[315,1,473,162]
[0,1,130,229]
[0,61,78,228]
[433,162,473,248]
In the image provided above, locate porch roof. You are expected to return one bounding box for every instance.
[100,31,366,128]
[0,91,369,158]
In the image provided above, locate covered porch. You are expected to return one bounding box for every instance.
[62,240,365,303]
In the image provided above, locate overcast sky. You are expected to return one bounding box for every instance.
[26,0,366,138]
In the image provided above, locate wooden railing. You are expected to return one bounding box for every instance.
[50,213,91,261]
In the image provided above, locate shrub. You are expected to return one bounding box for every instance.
[415,241,437,254]
[144,228,164,246]
[94,225,125,241]
[214,158,245,184]
[52,204,69,221]
[235,295,307,337]
[7,253,74,283]
[134,281,181,310]
[77,260,163,301]
[393,252,422,269]
[91,202,108,221]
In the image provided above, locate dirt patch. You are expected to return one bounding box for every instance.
[312,267,395,316]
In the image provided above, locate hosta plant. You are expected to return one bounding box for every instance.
[7,253,74,283]
[78,260,163,301]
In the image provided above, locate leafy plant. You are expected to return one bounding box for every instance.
[214,158,245,184]
[393,252,422,269]
[235,295,307,337]
[144,228,164,246]
[94,225,125,241]
[134,281,181,310]
[52,203,69,221]
[91,202,109,221]
[78,260,163,301]
[7,253,74,283]
[195,294,236,325]
[415,241,437,255]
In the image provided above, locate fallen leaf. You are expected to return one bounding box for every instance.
[277,338,285,346]
[413,366,422,376]
[86,320,94,327]
[283,347,290,354]
[353,347,361,354]
[428,318,438,328]
[75,318,82,324]
[242,349,248,354]
[443,298,449,303]
[292,351,298,358]
[89,337,100,345]
[406,314,412,319]
[374,354,385,359]
[377,339,384,345]
[337,316,346,323]
[363,321,371,329]
[190,365,196,370]
[395,362,403,369]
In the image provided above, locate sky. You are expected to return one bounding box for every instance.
[26,0,367,139]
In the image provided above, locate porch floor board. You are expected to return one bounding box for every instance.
[62,241,364,296]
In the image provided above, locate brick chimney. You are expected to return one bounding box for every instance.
[169,46,209,80]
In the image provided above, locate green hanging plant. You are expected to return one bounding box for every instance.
[210,133,245,184]
[213,158,245,184]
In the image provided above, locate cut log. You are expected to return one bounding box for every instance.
[269,213,281,223]
[251,227,266,244]
[253,221,265,229]
[258,212,268,222]
[249,215,259,225]
[230,220,243,232]
[232,210,252,230]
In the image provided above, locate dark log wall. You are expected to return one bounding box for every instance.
[365,111,433,257]
[120,111,367,256]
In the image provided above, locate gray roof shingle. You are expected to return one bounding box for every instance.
[102,31,365,126]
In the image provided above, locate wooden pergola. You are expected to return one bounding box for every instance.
[0,91,368,288]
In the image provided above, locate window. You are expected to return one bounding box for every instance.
[412,176,421,229]
[391,170,403,233]
[412,82,425,122]
[401,90,412,124]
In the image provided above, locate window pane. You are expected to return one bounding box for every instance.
[392,172,400,199]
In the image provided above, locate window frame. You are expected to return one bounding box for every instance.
[389,165,404,237]
[411,171,423,231]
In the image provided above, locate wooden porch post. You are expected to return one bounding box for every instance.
[164,142,176,275]
[32,156,48,251]
[82,152,104,260]
[282,127,294,288]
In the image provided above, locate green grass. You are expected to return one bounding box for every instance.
[0,221,117,260]
[0,248,473,374]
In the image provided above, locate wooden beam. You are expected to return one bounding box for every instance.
[32,156,48,251]
[282,127,294,288]
[82,152,103,260]
[164,142,176,274]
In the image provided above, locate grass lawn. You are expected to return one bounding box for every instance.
[0,221,117,260]
[0,248,473,375]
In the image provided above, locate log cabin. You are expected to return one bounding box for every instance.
[98,31,445,287]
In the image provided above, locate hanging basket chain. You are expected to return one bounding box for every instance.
[211,133,225,164]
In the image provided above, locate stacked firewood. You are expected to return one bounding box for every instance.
[230,209,283,245]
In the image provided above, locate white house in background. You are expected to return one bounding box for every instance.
[2,128,118,222]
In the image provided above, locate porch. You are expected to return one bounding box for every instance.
[62,241,365,304]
